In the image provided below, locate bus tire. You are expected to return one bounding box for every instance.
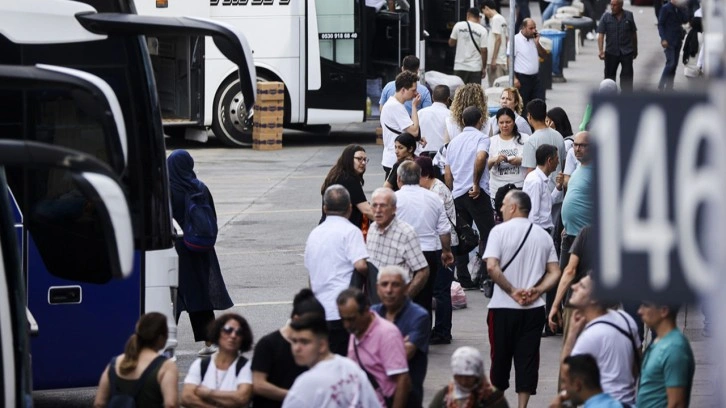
[212,75,253,147]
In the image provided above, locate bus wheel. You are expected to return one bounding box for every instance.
[212,75,253,147]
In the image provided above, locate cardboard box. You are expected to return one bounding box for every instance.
[376,127,383,145]
[254,102,284,120]
[252,129,283,151]
[256,82,285,102]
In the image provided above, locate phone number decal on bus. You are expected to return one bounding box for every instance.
[319,33,359,40]
[210,0,290,5]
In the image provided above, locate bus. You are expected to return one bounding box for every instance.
[0,0,255,390]
[134,0,471,146]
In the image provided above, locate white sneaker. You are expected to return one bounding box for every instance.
[586,32,595,41]
[198,344,218,356]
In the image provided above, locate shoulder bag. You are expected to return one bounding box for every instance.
[353,339,394,408]
[465,21,482,55]
[483,223,533,298]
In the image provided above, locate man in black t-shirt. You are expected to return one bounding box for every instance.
[251,289,323,408]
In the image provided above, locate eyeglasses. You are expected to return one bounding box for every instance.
[573,143,589,149]
[354,157,370,163]
[221,325,244,337]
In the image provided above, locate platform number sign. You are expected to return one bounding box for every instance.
[590,91,726,303]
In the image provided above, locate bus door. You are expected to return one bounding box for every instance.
[424,0,469,74]
[305,0,366,125]
[0,139,134,406]
[370,0,425,82]
[0,62,135,389]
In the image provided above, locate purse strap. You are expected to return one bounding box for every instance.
[501,223,533,272]
[352,338,383,393]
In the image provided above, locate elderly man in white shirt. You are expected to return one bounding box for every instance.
[417,85,451,155]
[395,161,454,315]
[522,144,563,233]
[304,185,369,356]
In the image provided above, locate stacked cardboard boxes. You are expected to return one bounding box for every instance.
[252,82,284,150]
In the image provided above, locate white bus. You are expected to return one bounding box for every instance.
[134,0,471,146]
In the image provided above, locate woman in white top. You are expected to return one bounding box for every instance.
[486,87,532,136]
[488,107,529,208]
[182,313,254,407]
[444,83,488,141]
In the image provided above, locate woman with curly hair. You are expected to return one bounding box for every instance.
[320,144,374,233]
[444,83,488,141]
[486,87,532,135]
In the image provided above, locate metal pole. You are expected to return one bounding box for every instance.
[509,0,516,86]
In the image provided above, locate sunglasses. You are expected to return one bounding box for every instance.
[221,325,244,337]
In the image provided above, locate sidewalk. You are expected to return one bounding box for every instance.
[422,2,716,407]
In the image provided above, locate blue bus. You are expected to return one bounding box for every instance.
[0,0,255,390]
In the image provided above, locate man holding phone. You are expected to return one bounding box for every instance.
[511,18,547,117]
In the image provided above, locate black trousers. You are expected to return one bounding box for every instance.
[604,52,634,92]
[487,307,546,394]
[515,73,544,116]
[176,309,214,343]
[454,192,494,285]
[413,250,440,316]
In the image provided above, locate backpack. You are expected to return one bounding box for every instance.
[106,355,166,408]
[200,355,248,379]
[183,189,217,252]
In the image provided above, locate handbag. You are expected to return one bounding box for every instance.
[349,261,381,305]
[447,213,479,255]
[483,223,533,298]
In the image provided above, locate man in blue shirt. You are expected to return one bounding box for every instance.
[371,265,430,408]
[550,354,625,407]
[379,55,432,116]
[658,0,689,90]
[637,302,695,408]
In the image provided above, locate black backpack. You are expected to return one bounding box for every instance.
[106,355,166,408]
[200,355,249,379]
[183,189,218,252]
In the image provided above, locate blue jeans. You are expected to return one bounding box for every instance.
[433,263,454,339]
[658,45,680,90]
[543,0,569,21]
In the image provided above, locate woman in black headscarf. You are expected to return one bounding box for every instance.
[167,150,233,356]
[383,132,418,192]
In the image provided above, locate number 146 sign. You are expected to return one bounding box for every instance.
[590,90,726,304]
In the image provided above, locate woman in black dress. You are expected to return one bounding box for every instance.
[383,132,418,192]
[167,150,233,356]
[320,144,374,234]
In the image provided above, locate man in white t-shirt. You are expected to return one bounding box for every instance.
[304,185,369,356]
[481,0,508,87]
[511,19,547,112]
[282,313,381,408]
[449,7,488,84]
[560,276,641,405]
[380,71,422,175]
[417,85,451,155]
[483,189,561,407]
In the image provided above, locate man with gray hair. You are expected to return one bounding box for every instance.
[304,184,369,356]
[372,266,430,408]
[483,189,561,407]
[395,161,454,315]
[367,187,430,303]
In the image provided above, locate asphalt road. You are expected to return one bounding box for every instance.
[33,0,718,406]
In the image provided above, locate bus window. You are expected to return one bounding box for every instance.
[316,0,361,67]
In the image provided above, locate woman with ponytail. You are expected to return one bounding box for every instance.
[94,312,179,407]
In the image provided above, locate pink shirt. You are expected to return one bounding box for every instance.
[347,313,409,405]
